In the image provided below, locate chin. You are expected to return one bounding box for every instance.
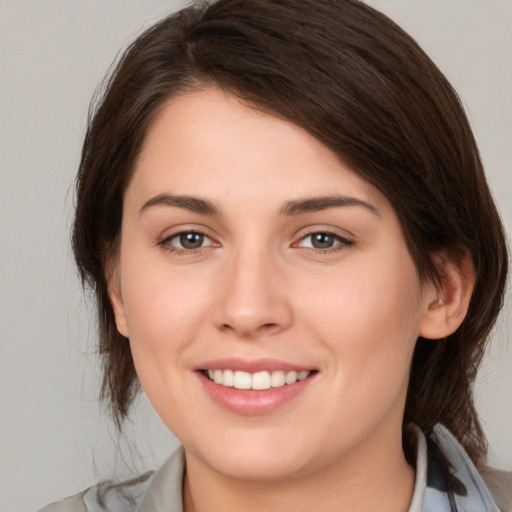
[185,429,318,481]
[211,451,310,482]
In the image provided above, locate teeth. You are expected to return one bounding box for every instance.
[252,371,271,390]
[297,370,309,381]
[271,370,285,387]
[285,371,298,384]
[233,371,252,390]
[205,369,311,390]
[222,369,234,387]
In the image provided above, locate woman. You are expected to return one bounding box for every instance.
[40,0,511,510]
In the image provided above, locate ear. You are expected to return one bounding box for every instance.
[419,249,475,340]
[105,255,129,338]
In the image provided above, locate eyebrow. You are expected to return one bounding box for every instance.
[139,193,221,216]
[139,193,379,218]
[280,196,379,216]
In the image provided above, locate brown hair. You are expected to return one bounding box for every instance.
[72,0,508,467]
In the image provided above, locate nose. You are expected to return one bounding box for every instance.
[213,245,293,339]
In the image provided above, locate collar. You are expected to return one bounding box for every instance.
[83,425,501,512]
[408,424,501,512]
[139,445,185,512]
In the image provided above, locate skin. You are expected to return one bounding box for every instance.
[109,87,472,512]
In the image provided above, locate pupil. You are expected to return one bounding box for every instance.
[312,233,334,249]
[180,232,203,249]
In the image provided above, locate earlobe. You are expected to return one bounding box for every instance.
[105,257,129,338]
[419,249,475,340]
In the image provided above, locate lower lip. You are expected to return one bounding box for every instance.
[197,372,316,415]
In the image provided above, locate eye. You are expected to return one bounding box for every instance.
[296,231,351,251]
[161,231,215,251]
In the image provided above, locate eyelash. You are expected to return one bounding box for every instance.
[158,230,217,255]
[294,231,353,253]
[158,230,353,255]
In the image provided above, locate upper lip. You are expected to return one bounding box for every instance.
[195,358,315,373]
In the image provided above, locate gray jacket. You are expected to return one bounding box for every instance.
[39,425,511,512]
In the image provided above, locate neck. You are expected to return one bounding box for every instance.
[183,428,415,512]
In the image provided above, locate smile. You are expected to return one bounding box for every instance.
[204,369,311,390]
[197,362,317,414]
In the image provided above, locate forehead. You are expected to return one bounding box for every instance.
[128,87,386,215]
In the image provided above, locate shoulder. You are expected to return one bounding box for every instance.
[480,467,512,512]
[38,491,88,512]
[37,445,185,512]
[37,474,154,512]
[427,425,512,512]
[37,473,154,512]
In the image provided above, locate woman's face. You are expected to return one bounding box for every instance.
[110,87,438,481]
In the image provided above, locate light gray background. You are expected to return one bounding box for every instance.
[1,1,511,511]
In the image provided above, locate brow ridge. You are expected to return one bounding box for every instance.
[139,193,221,216]
[280,196,379,216]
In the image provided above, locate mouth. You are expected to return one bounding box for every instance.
[200,369,314,390]
[196,359,318,414]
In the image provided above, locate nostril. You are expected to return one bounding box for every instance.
[214,292,293,337]
[219,321,280,339]
[262,323,277,329]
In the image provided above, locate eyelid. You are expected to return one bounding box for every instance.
[156,225,353,254]
[291,228,354,252]
[158,227,220,253]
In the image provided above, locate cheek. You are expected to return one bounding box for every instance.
[119,267,216,426]
[118,252,214,373]
[297,253,423,390]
